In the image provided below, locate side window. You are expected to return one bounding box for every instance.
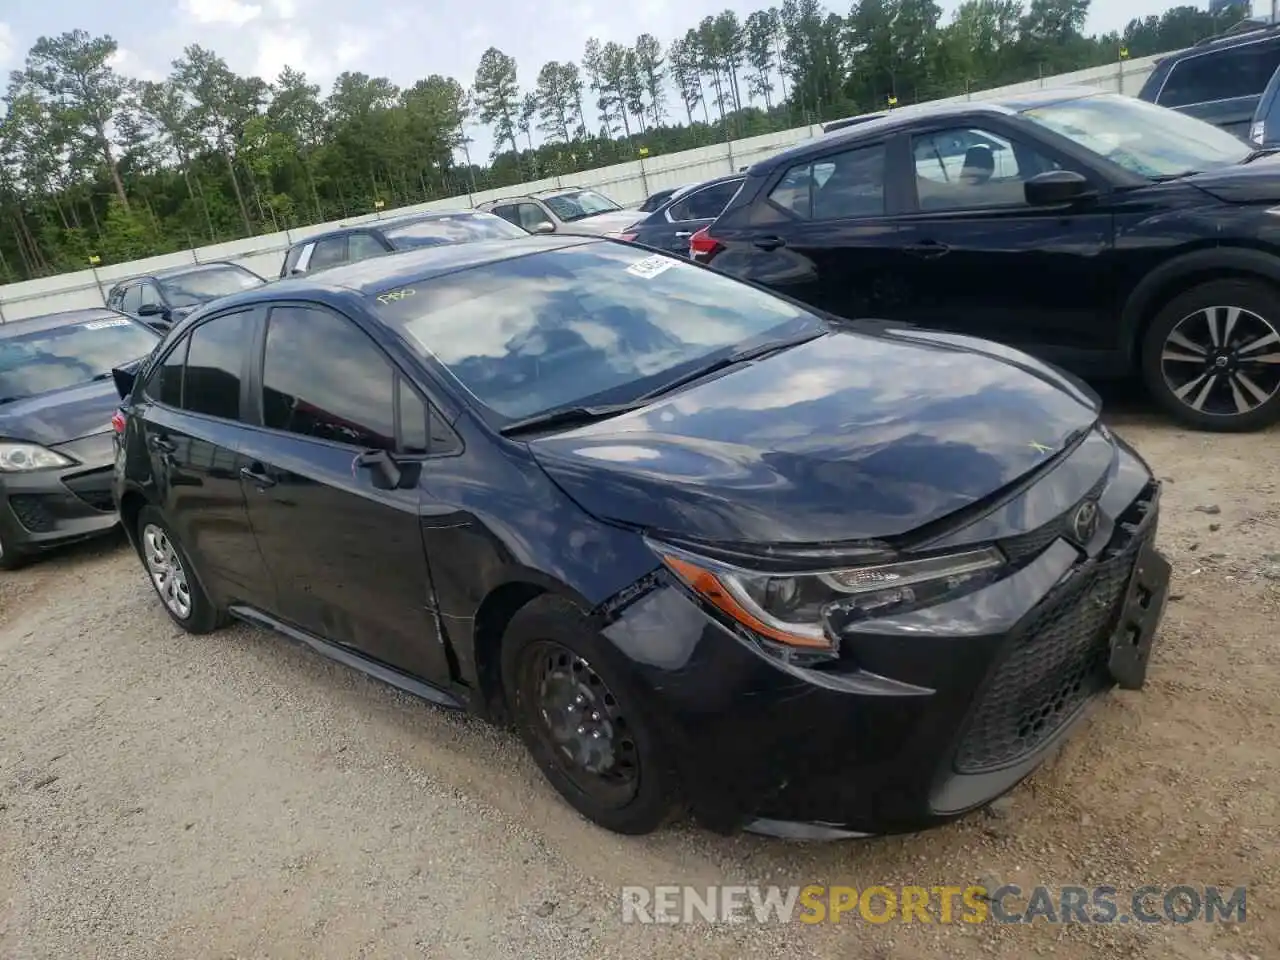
[261,306,396,452]
[281,244,305,276]
[121,284,143,314]
[428,405,462,456]
[182,311,250,420]
[912,128,1060,211]
[490,204,522,227]
[348,232,388,261]
[138,282,164,309]
[398,379,429,454]
[1160,45,1280,108]
[515,203,554,231]
[107,288,123,310]
[308,237,348,271]
[143,336,189,408]
[769,144,887,221]
[668,180,743,221]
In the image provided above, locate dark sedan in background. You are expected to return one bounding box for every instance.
[107,261,266,331]
[619,174,744,256]
[112,236,1169,839]
[690,88,1280,432]
[0,309,159,568]
[279,209,529,278]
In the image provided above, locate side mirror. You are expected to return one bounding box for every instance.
[531,221,555,234]
[355,448,417,490]
[1024,170,1094,207]
[136,302,168,318]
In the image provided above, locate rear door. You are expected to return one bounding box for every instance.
[236,301,451,684]
[131,307,275,609]
[707,138,912,319]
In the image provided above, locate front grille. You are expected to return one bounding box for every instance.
[8,495,57,533]
[999,472,1108,563]
[954,491,1156,776]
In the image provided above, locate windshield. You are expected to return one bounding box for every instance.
[158,265,264,307]
[0,316,158,404]
[542,190,622,222]
[1022,93,1251,179]
[372,243,819,421]
[384,213,528,249]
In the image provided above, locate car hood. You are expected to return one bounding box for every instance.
[0,379,124,447]
[1186,154,1280,202]
[528,328,1101,545]
[558,210,644,235]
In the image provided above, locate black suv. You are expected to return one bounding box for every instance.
[107,262,266,331]
[691,88,1280,432]
[1137,17,1280,138]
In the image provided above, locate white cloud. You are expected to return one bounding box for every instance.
[107,47,162,82]
[0,22,15,70]
[268,0,299,17]
[181,0,264,27]
[252,29,311,83]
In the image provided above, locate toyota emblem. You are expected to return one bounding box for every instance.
[1070,500,1100,544]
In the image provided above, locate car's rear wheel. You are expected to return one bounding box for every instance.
[136,506,224,633]
[501,595,680,835]
[1142,279,1280,432]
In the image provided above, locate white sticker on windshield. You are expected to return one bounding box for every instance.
[82,318,131,330]
[626,255,675,279]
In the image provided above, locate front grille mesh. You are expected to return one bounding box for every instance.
[9,496,57,533]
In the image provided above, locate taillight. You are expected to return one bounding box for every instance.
[689,225,722,262]
[617,232,638,243]
[111,410,126,435]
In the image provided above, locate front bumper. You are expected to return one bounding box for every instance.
[0,433,119,560]
[600,446,1171,838]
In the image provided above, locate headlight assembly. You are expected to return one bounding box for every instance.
[648,539,1006,661]
[0,441,75,472]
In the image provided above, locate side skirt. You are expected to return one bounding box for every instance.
[227,604,468,711]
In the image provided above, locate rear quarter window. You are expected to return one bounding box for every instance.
[1159,43,1280,108]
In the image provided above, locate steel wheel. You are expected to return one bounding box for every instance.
[1160,305,1280,418]
[142,522,193,620]
[520,639,641,809]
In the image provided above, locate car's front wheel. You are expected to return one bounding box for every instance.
[1142,279,1280,432]
[0,530,27,571]
[135,506,224,633]
[501,595,681,835]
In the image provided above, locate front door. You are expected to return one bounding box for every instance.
[237,302,451,685]
[133,307,275,609]
[892,125,1115,364]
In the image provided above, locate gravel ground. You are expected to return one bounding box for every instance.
[1,396,1277,959]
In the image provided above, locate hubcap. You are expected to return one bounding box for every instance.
[524,641,639,808]
[141,523,192,620]
[1161,305,1280,417]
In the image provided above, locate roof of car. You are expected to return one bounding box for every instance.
[748,87,1103,174]
[108,260,252,289]
[295,208,486,247]
[0,307,132,336]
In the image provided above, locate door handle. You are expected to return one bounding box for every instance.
[149,436,176,454]
[904,240,951,259]
[239,465,276,488]
[673,231,692,238]
[753,236,786,251]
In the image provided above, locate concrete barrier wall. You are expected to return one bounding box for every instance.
[0,55,1161,323]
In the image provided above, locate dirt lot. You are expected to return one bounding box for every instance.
[1,398,1277,960]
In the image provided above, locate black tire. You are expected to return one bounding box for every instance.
[1141,278,1280,432]
[135,506,225,634]
[0,532,27,571]
[500,595,681,835]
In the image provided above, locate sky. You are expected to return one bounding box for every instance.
[0,0,1243,160]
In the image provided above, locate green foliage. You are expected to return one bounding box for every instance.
[0,0,1252,281]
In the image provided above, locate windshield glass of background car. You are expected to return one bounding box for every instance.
[384,214,529,248]
[158,266,264,306]
[0,317,158,403]
[1022,94,1251,178]
[542,190,621,221]
[373,244,819,420]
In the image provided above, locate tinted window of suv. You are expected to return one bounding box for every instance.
[1160,42,1280,108]
[144,337,188,408]
[769,143,887,220]
[261,305,396,451]
[668,179,743,221]
[183,311,250,420]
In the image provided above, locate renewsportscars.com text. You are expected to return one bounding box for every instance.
[620,884,1248,925]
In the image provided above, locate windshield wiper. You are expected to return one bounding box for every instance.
[633,330,826,404]
[1240,147,1280,164]
[499,400,649,437]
